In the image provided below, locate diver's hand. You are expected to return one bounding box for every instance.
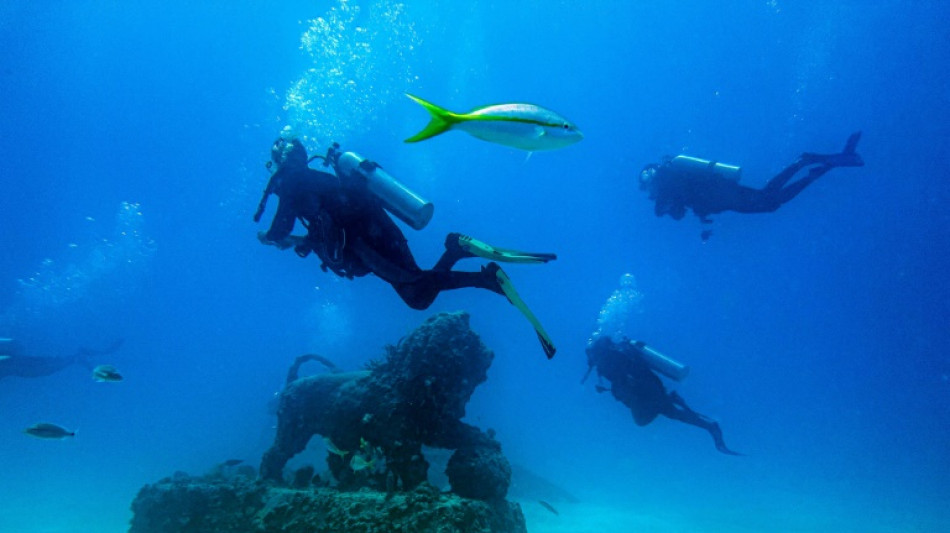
[257,231,293,250]
[259,231,307,252]
[257,231,275,246]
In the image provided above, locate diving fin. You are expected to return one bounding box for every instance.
[801,131,864,168]
[843,131,861,154]
[489,263,556,359]
[457,234,556,264]
[830,130,864,166]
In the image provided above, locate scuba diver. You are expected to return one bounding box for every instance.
[639,132,864,240]
[0,338,124,381]
[583,335,741,455]
[254,131,558,358]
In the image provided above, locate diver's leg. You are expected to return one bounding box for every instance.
[368,221,422,273]
[763,158,811,192]
[397,262,557,358]
[432,233,476,271]
[392,267,503,310]
[740,162,833,213]
[352,240,423,284]
[670,390,690,409]
[770,164,833,205]
[707,421,742,456]
[662,393,742,455]
[767,132,864,193]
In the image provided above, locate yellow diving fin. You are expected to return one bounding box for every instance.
[459,234,556,264]
[492,265,557,359]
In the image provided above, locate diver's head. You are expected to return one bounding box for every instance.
[586,332,615,353]
[270,137,308,169]
[639,163,660,191]
[585,333,619,366]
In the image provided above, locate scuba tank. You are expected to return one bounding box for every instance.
[629,340,690,382]
[670,155,741,182]
[327,145,434,231]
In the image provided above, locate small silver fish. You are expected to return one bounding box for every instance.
[93,364,123,382]
[24,422,75,440]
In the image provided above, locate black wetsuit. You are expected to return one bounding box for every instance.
[585,336,740,455]
[644,132,864,224]
[647,158,829,222]
[262,159,500,310]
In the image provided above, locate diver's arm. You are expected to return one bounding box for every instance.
[652,188,687,220]
[262,197,298,244]
[580,363,595,384]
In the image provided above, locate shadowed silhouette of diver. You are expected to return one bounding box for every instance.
[639,132,864,240]
[0,339,124,381]
[584,336,742,456]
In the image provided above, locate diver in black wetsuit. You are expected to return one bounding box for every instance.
[254,136,557,358]
[639,132,864,239]
[584,336,741,455]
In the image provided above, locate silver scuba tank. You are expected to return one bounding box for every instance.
[629,340,690,381]
[670,155,742,182]
[334,152,434,230]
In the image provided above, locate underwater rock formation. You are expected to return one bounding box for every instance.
[129,312,526,533]
[261,311,511,499]
[446,441,513,501]
[129,471,525,533]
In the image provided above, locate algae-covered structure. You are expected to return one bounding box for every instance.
[129,312,527,533]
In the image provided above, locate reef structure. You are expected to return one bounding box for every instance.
[129,311,526,533]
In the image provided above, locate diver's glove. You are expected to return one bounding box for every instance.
[294,241,311,258]
[257,231,302,251]
[256,231,273,245]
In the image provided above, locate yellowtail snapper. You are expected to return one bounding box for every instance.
[405,94,582,152]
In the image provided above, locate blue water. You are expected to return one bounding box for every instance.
[2,1,948,531]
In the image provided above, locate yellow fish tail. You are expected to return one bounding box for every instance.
[404,94,459,143]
